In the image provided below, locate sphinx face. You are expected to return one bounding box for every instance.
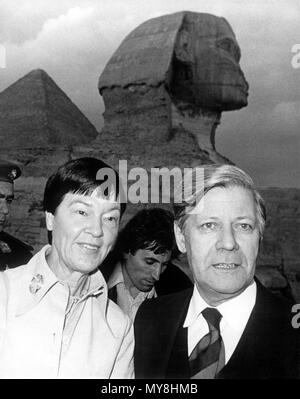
[193,17,249,110]
[170,14,249,111]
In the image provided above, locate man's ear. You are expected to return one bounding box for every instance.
[45,211,54,231]
[174,222,187,254]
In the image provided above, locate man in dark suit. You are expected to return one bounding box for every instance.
[0,160,33,270]
[134,164,299,379]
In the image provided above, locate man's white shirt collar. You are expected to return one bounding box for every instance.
[108,262,156,300]
[218,281,257,332]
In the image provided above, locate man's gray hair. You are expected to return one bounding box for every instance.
[173,164,266,238]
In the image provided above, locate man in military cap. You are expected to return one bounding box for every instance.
[0,160,33,270]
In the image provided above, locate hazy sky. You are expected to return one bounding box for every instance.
[0,0,299,188]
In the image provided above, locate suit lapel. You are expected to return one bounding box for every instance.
[158,289,192,378]
[166,317,190,378]
[217,281,281,379]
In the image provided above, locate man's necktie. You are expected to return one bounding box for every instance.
[189,307,225,379]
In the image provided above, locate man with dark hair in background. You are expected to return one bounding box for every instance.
[105,207,192,320]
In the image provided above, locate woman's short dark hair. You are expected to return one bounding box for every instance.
[113,207,177,260]
[43,157,126,215]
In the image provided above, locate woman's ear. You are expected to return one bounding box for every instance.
[174,222,187,254]
[45,211,54,231]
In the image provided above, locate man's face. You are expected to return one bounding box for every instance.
[0,181,14,232]
[175,186,260,305]
[124,249,171,292]
[45,189,121,278]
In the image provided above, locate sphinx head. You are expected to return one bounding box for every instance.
[170,13,249,111]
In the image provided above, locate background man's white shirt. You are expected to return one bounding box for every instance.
[108,262,156,321]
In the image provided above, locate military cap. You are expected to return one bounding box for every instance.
[0,160,21,183]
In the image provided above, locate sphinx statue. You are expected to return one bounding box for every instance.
[98,11,249,164]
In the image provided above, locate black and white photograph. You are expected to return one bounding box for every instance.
[0,0,299,385]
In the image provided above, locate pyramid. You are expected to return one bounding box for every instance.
[0,69,98,147]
